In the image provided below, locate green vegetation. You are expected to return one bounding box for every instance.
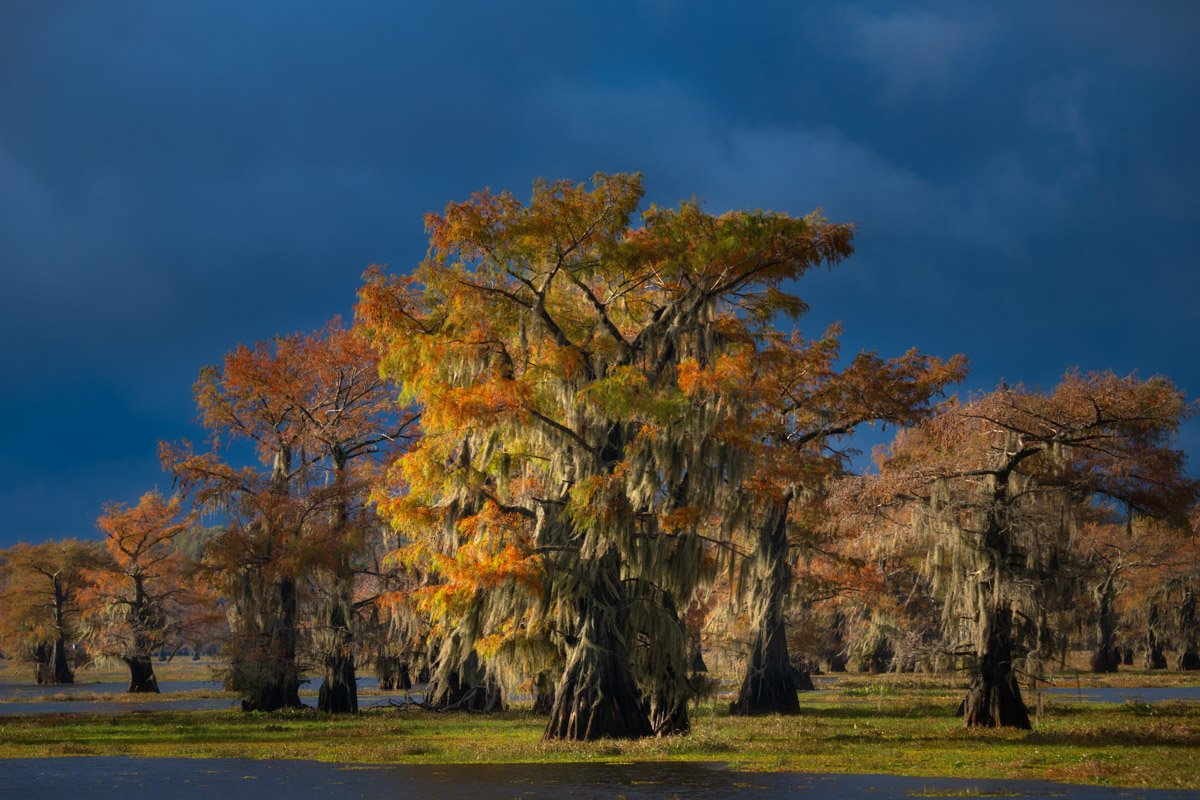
[0,681,1196,790]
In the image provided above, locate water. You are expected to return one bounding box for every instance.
[1044,686,1200,704]
[0,680,223,697]
[2,677,1194,716]
[0,675,427,715]
[2,758,1196,799]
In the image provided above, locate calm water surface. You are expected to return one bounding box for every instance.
[1043,686,1200,703]
[2,758,1197,800]
[0,676,424,715]
[0,680,222,696]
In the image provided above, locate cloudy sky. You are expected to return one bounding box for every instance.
[2,1,1198,546]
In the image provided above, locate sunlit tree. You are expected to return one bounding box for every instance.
[680,329,965,714]
[0,539,102,684]
[358,172,855,739]
[83,491,197,692]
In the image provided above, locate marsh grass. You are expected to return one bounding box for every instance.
[0,682,1196,790]
[0,689,235,704]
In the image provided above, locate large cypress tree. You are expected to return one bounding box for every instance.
[357,172,854,739]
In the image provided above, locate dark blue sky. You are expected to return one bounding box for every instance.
[3,1,1198,546]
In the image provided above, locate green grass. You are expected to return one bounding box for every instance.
[0,684,1197,790]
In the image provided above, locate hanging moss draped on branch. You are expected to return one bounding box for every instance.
[851,372,1198,728]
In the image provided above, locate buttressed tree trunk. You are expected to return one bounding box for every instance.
[532,671,555,715]
[47,577,74,685]
[238,575,303,712]
[546,550,652,741]
[126,655,160,693]
[427,649,503,711]
[317,585,358,713]
[318,456,359,713]
[731,499,800,716]
[47,638,74,685]
[962,607,1031,729]
[240,449,304,712]
[647,594,691,736]
[1090,575,1120,673]
[126,579,161,693]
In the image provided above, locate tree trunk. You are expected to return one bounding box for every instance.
[1089,576,1119,673]
[45,578,74,684]
[376,656,410,691]
[125,656,160,693]
[317,458,359,714]
[823,611,848,673]
[646,594,691,736]
[1142,599,1161,671]
[731,500,800,716]
[33,642,51,684]
[962,607,1030,729]
[792,663,815,691]
[545,550,652,741]
[46,638,74,685]
[427,650,504,711]
[1145,638,1168,670]
[532,671,555,715]
[1176,591,1199,671]
[318,663,357,713]
[126,604,161,693]
[237,576,303,712]
[317,578,358,714]
[862,636,895,673]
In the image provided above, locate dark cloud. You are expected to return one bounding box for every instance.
[2,0,1198,544]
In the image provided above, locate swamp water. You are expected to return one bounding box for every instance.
[3,758,1197,799]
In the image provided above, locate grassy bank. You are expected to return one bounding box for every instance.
[0,683,1196,790]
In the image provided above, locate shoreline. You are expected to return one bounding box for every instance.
[0,691,1196,790]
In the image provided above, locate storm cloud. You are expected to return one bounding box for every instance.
[2,0,1198,543]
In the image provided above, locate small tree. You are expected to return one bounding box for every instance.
[164,321,414,711]
[285,322,417,713]
[860,372,1197,727]
[83,491,197,692]
[679,330,965,715]
[1125,510,1200,670]
[163,333,314,711]
[0,540,102,684]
